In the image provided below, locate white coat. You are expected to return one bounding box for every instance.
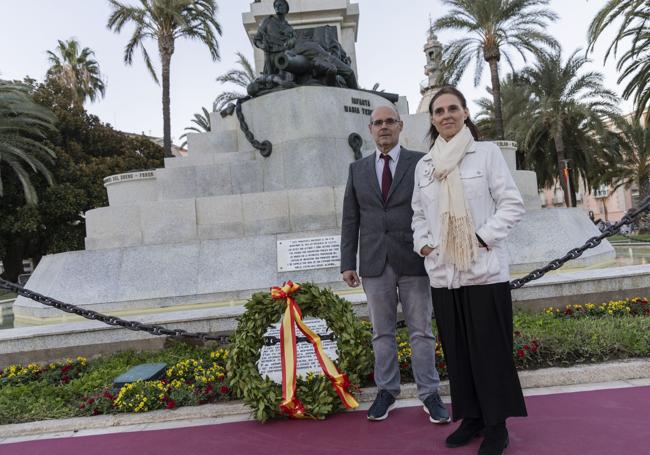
[411,141,525,289]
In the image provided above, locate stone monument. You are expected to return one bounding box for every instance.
[13,0,395,324]
[14,1,613,325]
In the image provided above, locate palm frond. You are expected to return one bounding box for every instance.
[433,0,558,138]
[0,80,57,203]
[107,0,223,156]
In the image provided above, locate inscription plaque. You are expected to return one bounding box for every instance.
[257,317,338,384]
[277,236,341,272]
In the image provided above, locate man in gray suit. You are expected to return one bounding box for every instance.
[340,105,449,423]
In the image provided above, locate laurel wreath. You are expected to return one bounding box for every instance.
[226,282,373,421]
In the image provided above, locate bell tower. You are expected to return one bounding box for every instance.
[416,21,444,113]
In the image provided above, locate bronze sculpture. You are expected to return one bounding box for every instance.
[248,0,358,97]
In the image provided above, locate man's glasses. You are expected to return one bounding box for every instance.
[370,118,401,127]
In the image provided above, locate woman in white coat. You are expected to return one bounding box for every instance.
[411,86,527,455]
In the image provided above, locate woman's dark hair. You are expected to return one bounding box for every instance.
[427,86,480,145]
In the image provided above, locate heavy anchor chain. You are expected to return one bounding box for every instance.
[509,195,650,289]
[219,98,273,158]
[0,277,334,346]
[0,279,231,345]
[235,99,272,158]
[2,197,649,342]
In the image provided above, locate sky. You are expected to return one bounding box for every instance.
[0,0,630,146]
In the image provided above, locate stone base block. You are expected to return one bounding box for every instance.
[86,186,347,249]
[196,195,244,239]
[509,207,615,272]
[289,187,337,231]
[14,229,346,321]
[513,170,541,210]
[105,171,159,206]
[186,129,238,156]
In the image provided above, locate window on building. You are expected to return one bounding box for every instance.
[594,184,609,198]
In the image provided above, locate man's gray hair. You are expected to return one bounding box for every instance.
[370,105,400,121]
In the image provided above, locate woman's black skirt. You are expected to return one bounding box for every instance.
[432,281,527,425]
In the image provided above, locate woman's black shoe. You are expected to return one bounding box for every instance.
[445,418,485,448]
[478,423,509,455]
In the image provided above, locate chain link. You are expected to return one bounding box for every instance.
[262,333,336,346]
[235,99,272,157]
[0,277,336,347]
[0,279,232,345]
[509,196,650,289]
[347,133,363,160]
[3,197,650,340]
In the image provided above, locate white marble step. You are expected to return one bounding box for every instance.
[86,186,346,250]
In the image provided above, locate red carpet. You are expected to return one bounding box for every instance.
[3,386,649,455]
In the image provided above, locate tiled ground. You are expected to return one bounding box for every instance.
[3,383,649,455]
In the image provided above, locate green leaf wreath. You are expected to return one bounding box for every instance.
[226,282,373,421]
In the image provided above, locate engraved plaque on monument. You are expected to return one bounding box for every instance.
[277,236,341,272]
[257,317,338,384]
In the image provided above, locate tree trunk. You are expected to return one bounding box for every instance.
[161,50,173,158]
[0,239,25,284]
[637,176,650,233]
[569,173,578,207]
[488,58,504,140]
[553,128,573,207]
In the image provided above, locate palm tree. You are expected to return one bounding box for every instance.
[107,0,223,157]
[0,80,56,204]
[475,73,532,141]
[179,106,210,148]
[433,0,558,139]
[45,38,106,107]
[594,115,650,231]
[588,0,650,122]
[213,52,255,111]
[519,49,619,206]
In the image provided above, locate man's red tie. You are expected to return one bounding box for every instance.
[380,154,392,202]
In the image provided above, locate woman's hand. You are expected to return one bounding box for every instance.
[420,245,435,256]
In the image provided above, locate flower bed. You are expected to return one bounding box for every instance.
[0,295,648,425]
[0,357,87,386]
[80,348,231,416]
[545,297,649,318]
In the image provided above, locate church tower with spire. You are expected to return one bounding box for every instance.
[416,22,444,113]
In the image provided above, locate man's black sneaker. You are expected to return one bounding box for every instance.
[423,392,451,423]
[478,423,509,455]
[445,417,485,447]
[367,390,396,421]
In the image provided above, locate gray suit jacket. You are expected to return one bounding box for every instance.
[340,147,427,277]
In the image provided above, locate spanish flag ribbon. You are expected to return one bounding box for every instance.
[271,281,359,418]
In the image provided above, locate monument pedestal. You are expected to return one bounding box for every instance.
[15,87,614,324]
[14,87,394,323]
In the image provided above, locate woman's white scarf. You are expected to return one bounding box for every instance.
[428,125,477,271]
